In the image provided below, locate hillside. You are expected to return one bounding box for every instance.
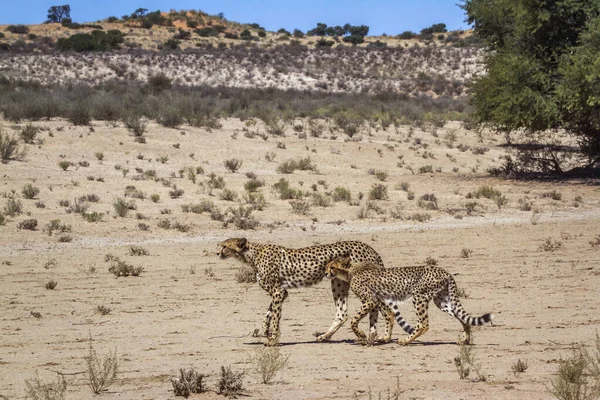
[0,9,478,52]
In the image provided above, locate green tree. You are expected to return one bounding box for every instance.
[463,0,600,173]
[47,5,71,23]
[308,23,328,36]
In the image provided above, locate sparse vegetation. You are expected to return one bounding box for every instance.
[86,337,118,394]
[550,333,600,400]
[1,127,26,163]
[218,366,244,398]
[249,347,290,384]
[224,158,243,173]
[171,368,208,397]
[25,372,67,400]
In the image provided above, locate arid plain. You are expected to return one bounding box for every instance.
[1,115,599,399]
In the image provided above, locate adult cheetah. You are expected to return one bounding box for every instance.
[325,257,493,345]
[218,238,384,346]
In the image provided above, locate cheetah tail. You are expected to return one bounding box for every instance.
[464,313,493,326]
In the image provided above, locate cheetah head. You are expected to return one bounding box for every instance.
[218,237,248,260]
[325,256,352,282]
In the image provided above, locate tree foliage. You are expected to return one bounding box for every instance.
[463,0,600,172]
[47,5,71,23]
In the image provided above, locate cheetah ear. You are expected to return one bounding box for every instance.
[237,238,248,250]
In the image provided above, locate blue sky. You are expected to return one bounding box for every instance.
[0,1,469,35]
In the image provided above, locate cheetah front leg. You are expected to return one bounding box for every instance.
[351,301,378,343]
[261,302,273,338]
[265,287,288,346]
[316,278,350,342]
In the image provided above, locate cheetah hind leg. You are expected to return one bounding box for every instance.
[376,303,395,343]
[264,288,287,346]
[398,294,430,346]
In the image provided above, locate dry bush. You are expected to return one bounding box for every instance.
[290,199,311,215]
[0,127,27,163]
[511,359,528,377]
[244,178,265,192]
[57,160,71,171]
[220,188,238,201]
[368,169,389,181]
[113,198,134,217]
[96,305,111,315]
[86,337,118,394]
[539,238,563,252]
[218,366,244,398]
[45,280,57,290]
[243,192,268,211]
[273,178,303,200]
[417,193,439,210]
[18,218,38,230]
[65,198,90,214]
[44,219,71,236]
[19,123,39,144]
[369,184,389,200]
[454,343,485,381]
[82,212,104,223]
[311,193,332,207]
[224,158,243,173]
[57,235,73,243]
[108,258,144,277]
[22,183,40,199]
[332,186,351,202]
[123,114,147,137]
[550,334,600,400]
[171,368,208,397]
[461,248,473,258]
[129,246,149,256]
[25,372,67,400]
[248,347,290,384]
[224,206,259,230]
[4,198,23,217]
[465,201,480,216]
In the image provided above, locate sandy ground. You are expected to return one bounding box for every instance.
[1,117,599,399]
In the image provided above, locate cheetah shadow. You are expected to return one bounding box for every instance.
[243,339,457,347]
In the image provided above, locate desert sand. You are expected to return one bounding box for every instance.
[1,118,599,399]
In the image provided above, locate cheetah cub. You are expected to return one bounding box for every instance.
[325,257,493,345]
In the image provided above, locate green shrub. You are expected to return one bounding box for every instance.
[56,30,124,52]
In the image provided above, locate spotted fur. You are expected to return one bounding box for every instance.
[218,238,384,346]
[326,257,493,345]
